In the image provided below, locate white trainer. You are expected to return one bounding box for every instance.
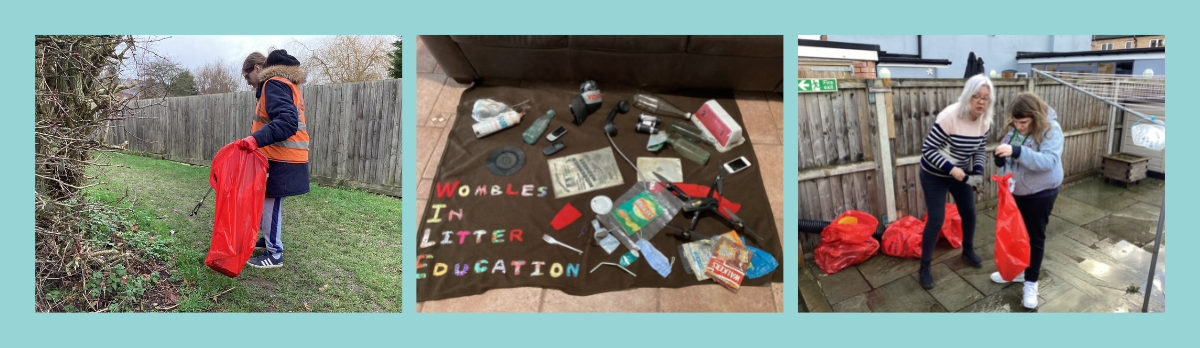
[990,271,1025,283]
[1022,282,1039,309]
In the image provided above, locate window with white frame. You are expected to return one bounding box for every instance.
[1126,41,1134,49]
[1101,43,1113,50]
[1150,39,1164,47]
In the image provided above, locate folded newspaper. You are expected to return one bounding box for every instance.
[547,147,624,199]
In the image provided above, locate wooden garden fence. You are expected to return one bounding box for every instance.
[106,79,403,197]
[797,77,1125,254]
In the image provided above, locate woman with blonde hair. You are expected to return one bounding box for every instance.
[916,74,994,289]
[991,92,1063,309]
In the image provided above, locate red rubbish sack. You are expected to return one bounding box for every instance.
[992,173,1030,281]
[922,203,964,248]
[820,210,877,244]
[881,216,925,259]
[814,210,879,274]
[205,142,269,277]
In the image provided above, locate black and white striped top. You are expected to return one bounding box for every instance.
[921,103,989,178]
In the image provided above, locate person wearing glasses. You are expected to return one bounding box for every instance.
[236,50,311,269]
[916,74,994,289]
[991,92,1063,309]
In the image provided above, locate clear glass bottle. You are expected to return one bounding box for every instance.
[632,93,691,120]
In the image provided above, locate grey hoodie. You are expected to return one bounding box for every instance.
[996,107,1064,196]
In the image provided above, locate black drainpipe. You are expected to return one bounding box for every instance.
[917,35,922,58]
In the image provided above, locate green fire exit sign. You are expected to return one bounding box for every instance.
[798,78,837,92]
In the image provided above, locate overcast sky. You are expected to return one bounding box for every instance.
[124,35,400,77]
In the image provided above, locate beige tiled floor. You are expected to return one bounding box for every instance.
[415,36,786,312]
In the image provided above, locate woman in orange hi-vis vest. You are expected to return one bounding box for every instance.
[235,50,310,269]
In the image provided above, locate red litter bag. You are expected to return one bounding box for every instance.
[882,215,924,259]
[205,142,269,277]
[815,211,879,274]
[820,210,876,244]
[922,203,964,248]
[992,173,1030,281]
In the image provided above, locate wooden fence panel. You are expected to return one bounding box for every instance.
[799,77,1121,254]
[105,79,403,197]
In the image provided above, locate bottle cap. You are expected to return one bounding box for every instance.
[591,195,613,215]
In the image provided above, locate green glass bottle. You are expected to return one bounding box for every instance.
[668,137,710,165]
[522,110,556,144]
[670,120,713,146]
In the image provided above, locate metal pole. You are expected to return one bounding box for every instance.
[1142,194,1166,312]
[1032,69,1164,126]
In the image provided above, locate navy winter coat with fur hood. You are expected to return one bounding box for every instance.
[252,64,310,198]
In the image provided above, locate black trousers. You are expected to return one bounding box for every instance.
[919,170,977,266]
[1014,192,1057,282]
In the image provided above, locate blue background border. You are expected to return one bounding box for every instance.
[2,0,1184,346]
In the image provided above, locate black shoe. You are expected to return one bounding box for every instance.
[919,264,934,289]
[254,237,266,252]
[962,249,983,268]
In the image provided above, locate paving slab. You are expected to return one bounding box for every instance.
[948,243,1008,296]
[660,284,776,313]
[1127,177,1165,194]
[1094,238,1166,304]
[864,276,946,312]
[1120,189,1164,207]
[970,214,998,249]
[1051,195,1109,226]
[1031,271,1070,302]
[856,253,920,289]
[957,284,1035,313]
[797,265,833,313]
[831,293,870,312]
[1091,193,1140,213]
[1083,203,1159,246]
[420,287,543,312]
[1064,227,1100,247]
[808,263,870,306]
[1061,179,1127,206]
[1039,237,1149,305]
[1037,286,1095,312]
[771,283,783,313]
[920,263,985,312]
[1045,214,1079,241]
[541,288,658,312]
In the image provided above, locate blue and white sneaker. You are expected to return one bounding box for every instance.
[254,237,267,252]
[247,253,283,269]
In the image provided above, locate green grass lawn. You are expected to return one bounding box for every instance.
[89,153,401,312]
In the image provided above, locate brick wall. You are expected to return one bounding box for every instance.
[1091,35,1165,50]
[853,61,876,78]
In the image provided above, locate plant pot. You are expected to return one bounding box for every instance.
[1101,153,1149,185]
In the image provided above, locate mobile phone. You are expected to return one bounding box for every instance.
[543,140,566,156]
[723,156,751,174]
[547,127,568,142]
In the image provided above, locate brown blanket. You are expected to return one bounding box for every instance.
[416,83,783,301]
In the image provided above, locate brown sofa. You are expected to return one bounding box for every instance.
[421,35,784,92]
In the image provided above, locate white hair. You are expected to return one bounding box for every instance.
[958,74,995,125]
